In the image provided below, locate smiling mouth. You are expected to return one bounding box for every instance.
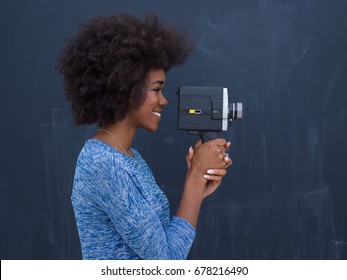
[152,111,161,118]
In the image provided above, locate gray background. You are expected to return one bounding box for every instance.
[1,0,346,259]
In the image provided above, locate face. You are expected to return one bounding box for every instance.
[127,68,168,132]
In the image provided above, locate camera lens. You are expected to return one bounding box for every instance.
[229,102,243,119]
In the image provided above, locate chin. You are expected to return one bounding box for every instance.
[150,126,159,132]
[143,125,159,132]
[141,120,160,132]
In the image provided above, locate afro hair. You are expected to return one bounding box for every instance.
[55,12,194,127]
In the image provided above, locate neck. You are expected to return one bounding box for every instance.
[95,120,137,156]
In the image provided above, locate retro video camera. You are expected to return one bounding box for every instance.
[177,86,243,143]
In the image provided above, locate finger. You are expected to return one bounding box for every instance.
[187,146,194,161]
[225,141,231,151]
[186,146,194,169]
[207,169,227,176]
[194,138,203,150]
[203,174,223,181]
[224,156,233,168]
[209,138,227,146]
[218,146,227,154]
[224,153,230,163]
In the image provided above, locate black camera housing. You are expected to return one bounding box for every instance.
[177,86,242,142]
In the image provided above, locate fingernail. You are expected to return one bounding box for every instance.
[204,175,211,180]
[227,141,231,146]
[207,169,215,174]
[189,146,193,152]
[224,157,229,162]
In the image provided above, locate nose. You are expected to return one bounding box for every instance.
[159,92,168,107]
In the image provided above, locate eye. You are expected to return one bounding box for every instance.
[152,88,162,94]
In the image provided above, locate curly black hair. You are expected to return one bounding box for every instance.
[55,13,194,127]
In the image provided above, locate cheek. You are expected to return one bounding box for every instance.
[143,94,157,108]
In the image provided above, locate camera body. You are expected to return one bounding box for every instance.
[177,86,242,142]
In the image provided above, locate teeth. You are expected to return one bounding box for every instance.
[152,112,161,118]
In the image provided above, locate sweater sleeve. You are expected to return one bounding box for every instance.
[95,160,196,260]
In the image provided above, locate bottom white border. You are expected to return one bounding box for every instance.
[1,260,347,280]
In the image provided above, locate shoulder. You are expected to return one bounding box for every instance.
[80,139,115,159]
[77,139,118,171]
[74,139,141,191]
[72,140,125,202]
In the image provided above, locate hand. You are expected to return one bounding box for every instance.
[186,140,231,170]
[186,139,232,198]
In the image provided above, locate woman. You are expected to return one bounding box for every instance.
[56,12,232,259]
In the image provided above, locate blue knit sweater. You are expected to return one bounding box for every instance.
[71,139,196,259]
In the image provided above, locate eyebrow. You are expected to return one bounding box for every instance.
[151,80,165,85]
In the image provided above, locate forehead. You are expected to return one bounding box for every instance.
[147,68,165,84]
